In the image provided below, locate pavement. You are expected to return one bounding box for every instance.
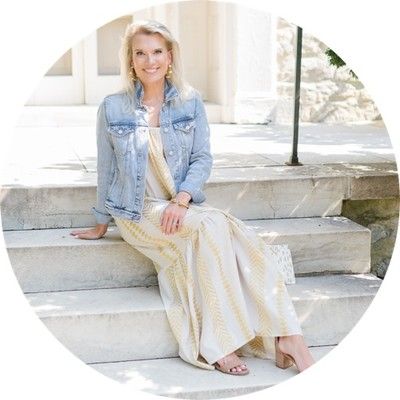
[0,106,396,188]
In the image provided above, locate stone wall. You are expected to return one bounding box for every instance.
[275,18,381,123]
[341,198,399,278]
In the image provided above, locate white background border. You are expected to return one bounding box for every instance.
[1,1,399,399]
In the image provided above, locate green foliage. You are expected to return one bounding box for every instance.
[325,49,358,79]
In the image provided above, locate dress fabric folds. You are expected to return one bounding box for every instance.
[114,127,303,370]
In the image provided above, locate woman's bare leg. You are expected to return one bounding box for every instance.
[277,334,315,372]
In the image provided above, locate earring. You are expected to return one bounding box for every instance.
[129,66,137,82]
[165,64,172,79]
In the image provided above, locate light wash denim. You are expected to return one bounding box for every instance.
[91,79,213,224]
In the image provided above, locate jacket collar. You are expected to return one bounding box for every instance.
[134,78,178,106]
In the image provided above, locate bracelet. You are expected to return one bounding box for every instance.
[169,198,189,209]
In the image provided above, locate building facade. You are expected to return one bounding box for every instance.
[27,1,380,124]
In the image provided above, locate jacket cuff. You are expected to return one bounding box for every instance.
[91,207,113,224]
[178,183,203,203]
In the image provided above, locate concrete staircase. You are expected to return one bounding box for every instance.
[1,163,387,399]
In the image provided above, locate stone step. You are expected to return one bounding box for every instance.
[89,346,335,399]
[25,273,381,364]
[3,162,396,230]
[5,216,371,293]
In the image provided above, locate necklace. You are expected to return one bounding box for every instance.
[142,97,164,108]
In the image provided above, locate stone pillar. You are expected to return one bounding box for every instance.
[229,5,278,123]
[206,1,235,121]
[177,1,208,97]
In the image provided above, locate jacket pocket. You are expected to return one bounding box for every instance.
[172,118,195,167]
[107,124,135,156]
[172,118,196,135]
[173,118,195,149]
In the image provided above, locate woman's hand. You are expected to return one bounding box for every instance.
[161,203,188,235]
[161,191,191,235]
[70,224,108,240]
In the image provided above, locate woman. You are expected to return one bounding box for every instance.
[70,20,315,375]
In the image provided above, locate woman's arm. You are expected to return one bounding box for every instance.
[91,100,114,225]
[178,93,213,202]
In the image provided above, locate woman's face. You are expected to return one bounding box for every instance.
[131,32,172,86]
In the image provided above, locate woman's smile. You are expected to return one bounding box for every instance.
[144,67,160,73]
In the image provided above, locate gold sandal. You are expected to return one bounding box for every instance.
[275,337,296,369]
[213,353,250,376]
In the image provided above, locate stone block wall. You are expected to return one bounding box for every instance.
[341,198,399,278]
[275,18,381,123]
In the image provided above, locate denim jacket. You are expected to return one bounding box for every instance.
[91,79,213,224]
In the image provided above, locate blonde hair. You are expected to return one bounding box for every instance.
[119,19,195,108]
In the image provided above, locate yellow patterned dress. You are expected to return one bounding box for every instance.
[114,127,303,370]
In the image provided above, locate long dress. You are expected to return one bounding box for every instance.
[114,127,303,370]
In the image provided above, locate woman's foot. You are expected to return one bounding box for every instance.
[215,352,249,374]
[276,335,315,372]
